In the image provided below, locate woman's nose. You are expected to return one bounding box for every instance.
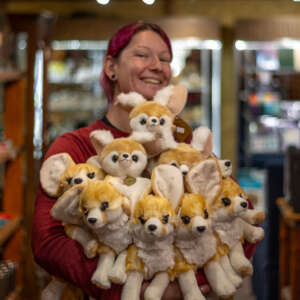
[149,55,162,70]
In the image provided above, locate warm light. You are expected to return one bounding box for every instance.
[142,0,155,5]
[96,0,110,5]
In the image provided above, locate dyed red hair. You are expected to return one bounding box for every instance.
[99,21,173,104]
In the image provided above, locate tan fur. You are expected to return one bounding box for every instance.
[158,143,206,167]
[180,193,207,219]
[99,138,146,162]
[126,244,145,273]
[132,194,175,225]
[129,101,174,120]
[59,163,105,193]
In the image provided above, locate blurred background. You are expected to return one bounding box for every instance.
[1,0,300,299]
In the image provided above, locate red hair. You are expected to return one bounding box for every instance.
[99,21,173,104]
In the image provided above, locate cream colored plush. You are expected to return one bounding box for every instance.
[117,85,188,157]
[56,180,132,289]
[121,164,184,300]
[39,153,105,300]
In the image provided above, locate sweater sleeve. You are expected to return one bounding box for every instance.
[31,131,122,299]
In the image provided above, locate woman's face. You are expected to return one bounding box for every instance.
[111,30,172,100]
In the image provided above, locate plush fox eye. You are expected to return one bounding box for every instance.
[239,193,244,198]
[66,177,72,185]
[140,118,147,125]
[204,209,209,219]
[222,197,231,206]
[162,215,169,224]
[139,216,146,224]
[112,154,119,163]
[101,202,109,211]
[87,172,95,179]
[170,161,178,168]
[181,216,190,224]
[83,208,89,216]
[132,154,139,162]
[160,118,165,125]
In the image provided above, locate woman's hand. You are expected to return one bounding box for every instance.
[140,280,211,300]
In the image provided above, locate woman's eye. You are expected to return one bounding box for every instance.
[132,155,139,162]
[87,172,95,179]
[181,216,190,224]
[140,118,147,125]
[222,197,231,206]
[101,202,109,211]
[112,154,119,163]
[139,216,146,224]
[160,118,165,125]
[162,215,169,224]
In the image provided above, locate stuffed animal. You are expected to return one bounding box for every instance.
[179,159,243,299]
[55,180,132,289]
[89,130,151,214]
[117,85,188,156]
[39,153,105,300]
[186,160,264,285]
[121,164,184,300]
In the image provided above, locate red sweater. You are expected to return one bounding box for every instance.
[32,119,257,299]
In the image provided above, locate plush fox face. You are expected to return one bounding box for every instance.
[129,101,174,133]
[99,138,148,178]
[210,177,248,222]
[176,193,210,238]
[158,143,206,176]
[59,163,104,194]
[132,194,175,240]
[79,181,128,229]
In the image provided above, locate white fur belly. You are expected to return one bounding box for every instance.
[176,232,217,267]
[213,218,243,249]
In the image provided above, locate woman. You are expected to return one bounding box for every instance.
[32,21,256,299]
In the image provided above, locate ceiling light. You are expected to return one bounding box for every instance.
[96,0,110,5]
[142,0,155,5]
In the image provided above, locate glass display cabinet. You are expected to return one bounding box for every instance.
[44,17,222,155]
[234,17,300,300]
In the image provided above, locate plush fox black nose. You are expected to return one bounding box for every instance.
[150,118,157,124]
[148,224,157,231]
[241,202,248,208]
[74,178,83,184]
[88,218,97,224]
[123,153,129,159]
[197,226,206,233]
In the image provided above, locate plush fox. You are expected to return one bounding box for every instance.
[89,130,151,214]
[186,160,264,296]
[56,180,132,289]
[121,164,184,300]
[39,153,105,300]
[117,85,188,156]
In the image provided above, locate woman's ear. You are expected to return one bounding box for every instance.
[104,55,118,81]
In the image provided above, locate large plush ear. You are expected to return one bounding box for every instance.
[166,85,188,116]
[50,184,84,224]
[40,153,75,197]
[117,92,146,109]
[185,159,222,206]
[152,164,184,210]
[191,126,213,157]
[90,129,114,156]
[86,155,102,168]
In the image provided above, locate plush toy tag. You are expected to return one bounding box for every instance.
[123,176,136,186]
[173,116,193,143]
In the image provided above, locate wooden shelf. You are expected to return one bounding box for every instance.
[0,70,23,84]
[277,197,300,227]
[0,217,22,247]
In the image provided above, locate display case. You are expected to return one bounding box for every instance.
[45,17,222,155]
[234,17,300,300]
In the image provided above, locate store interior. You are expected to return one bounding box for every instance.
[1,0,300,299]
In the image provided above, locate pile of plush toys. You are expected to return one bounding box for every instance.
[39,85,265,300]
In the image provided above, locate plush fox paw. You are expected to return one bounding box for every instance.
[84,240,98,259]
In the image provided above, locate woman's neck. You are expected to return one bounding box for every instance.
[105,102,131,133]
